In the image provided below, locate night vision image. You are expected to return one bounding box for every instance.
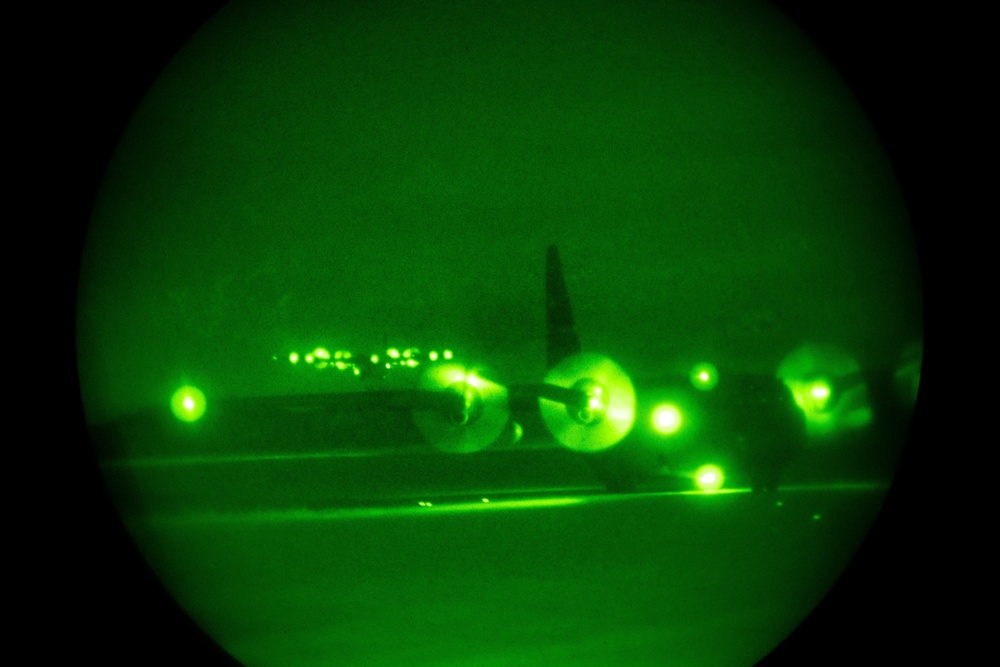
[76,1,923,665]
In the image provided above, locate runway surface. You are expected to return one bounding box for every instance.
[108,455,892,666]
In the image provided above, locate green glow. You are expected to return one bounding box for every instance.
[540,353,636,452]
[809,381,830,402]
[388,348,400,359]
[779,344,873,437]
[313,347,330,360]
[689,362,719,391]
[511,421,523,443]
[652,403,682,435]
[170,385,206,422]
[75,3,923,664]
[803,378,833,412]
[694,464,725,492]
[288,352,299,364]
[415,362,511,453]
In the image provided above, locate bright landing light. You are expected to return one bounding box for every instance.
[170,385,206,422]
[652,403,682,435]
[694,464,725,492]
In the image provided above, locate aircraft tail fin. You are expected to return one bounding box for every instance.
[545,245,581,369]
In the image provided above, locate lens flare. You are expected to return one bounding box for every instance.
[694,464,725,492]
[170,385,206,422]
[652,403,682,435]
[689,362,719,391]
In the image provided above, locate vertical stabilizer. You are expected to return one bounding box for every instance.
[545,245,581,369]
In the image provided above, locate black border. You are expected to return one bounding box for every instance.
[54,1,946,664]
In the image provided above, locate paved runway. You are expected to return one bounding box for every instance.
[116,475,889,666]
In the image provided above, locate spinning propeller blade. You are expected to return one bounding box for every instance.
[539,353,636,452]
[411,363,510,454]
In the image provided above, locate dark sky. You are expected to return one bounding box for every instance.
[76,0,922,421]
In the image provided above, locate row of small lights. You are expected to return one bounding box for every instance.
[285,347,454,373]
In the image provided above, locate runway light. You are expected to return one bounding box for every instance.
[652,403,682,435]
[694,464,725,492]
[170,385,206,422]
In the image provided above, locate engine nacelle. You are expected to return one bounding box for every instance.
[411,363,510,454]
[538,353,636,452]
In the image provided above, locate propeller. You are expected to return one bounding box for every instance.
[538,353,636,452]
[411,363,510,454]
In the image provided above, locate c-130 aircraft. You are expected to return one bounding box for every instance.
[156,245,811,495]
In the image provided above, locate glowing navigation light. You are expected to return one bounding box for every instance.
[694,464,725,492]
[809,380,831,405]
[429,351,439,361]
[170,385,206,422]
[289,352,299,364]
[443,349,453,360]
[387,348,400,359]
[689,362,719,391]
[652,404,682,435]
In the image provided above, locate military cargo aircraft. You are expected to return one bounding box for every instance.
[91,246,916,497]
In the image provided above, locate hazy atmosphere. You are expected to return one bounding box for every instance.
[77,0,921,422]
[70,3,932,666]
